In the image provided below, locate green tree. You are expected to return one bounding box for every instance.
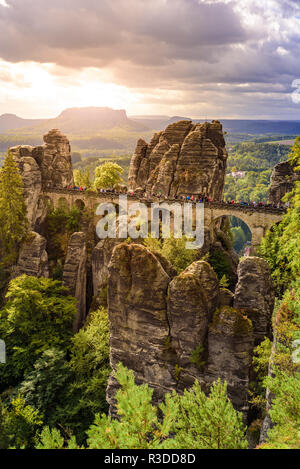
[0,151,28,293]
[55,308,110,444]
[289,136,300,170]
[170,379,247,449]
[18,349,71,425]
[0,152,28,262]
[84,363,178,450]
[73,167,92,188]
[259,182,300,296]
[35,426,79,449]
[144,235,198,274]
[261,369,300,449]
[0,275,76,390]
[93,162,123,189]
[36,364,248,450]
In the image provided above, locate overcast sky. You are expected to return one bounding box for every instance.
[0,0,300,119]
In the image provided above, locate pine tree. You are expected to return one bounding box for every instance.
[170,379,248,449]
[86,363,178,449]
[0,151,28,266]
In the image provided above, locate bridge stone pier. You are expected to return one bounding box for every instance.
[42,190,284,252]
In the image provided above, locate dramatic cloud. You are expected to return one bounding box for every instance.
[0,0,299,118]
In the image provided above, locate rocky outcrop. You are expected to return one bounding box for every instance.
[269,160,300,205]
[106,243,264,417]
[10,129,74,228]
[234,257,274,345]
[9,147,42,227]
[207,307,253,415]
[92,238,122,305]
[63,232,87,331]
[107,243,177,410]
[37,129,73,190]
[13,232,49,278]
[167,261,219,390]
[128,120,227,200]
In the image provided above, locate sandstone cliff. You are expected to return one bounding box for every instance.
[63,232,87,331]
[234,257,274,345]
[13,231,49,279]
[106,243,274,419]
[10,129,74,228]
[128,120,227,199]
[269,160,300,205]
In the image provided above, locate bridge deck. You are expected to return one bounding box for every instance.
[42,189,286,216]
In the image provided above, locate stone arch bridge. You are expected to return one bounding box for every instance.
[42,189,284,251]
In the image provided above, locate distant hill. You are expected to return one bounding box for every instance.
[0,113,44,133]
[2,107,300,136]
[131,115,300,135]
[203,119,300,135]
[130,115,191,130]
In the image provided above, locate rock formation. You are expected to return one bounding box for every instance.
[128,120,227,199]
[63,232,87,331]
[206,307,253,415]
[92,238,123,305]
[10,129,74,228]
[269,160,300,205]
[9,146,42,227]
[107,243,177,410]
[234,257,274,345]
[167,261,219,391]
[106,243,273,418]
[13,231,49,279]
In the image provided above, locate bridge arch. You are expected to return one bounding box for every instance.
[210,214,252,256]
[204,205,283,253]
[57,197,69,211]
[75,199,85,210]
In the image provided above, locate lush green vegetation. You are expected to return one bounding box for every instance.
[224,142,291,203]
[252,140,300,449]
[94,162,124,189]
[0,275,110,448]
[43,205,88,279]
[0,152,28,299]
[144,236,198,274]
[35,363,247,450]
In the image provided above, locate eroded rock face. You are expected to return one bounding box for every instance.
[38,129,74,189]
[14,232,49,278]
[9,147,42,227]
[167,261,219,390]
[128,120,227,199]
[106,244,264,417]
[207,307,254,415]
[234,257,274,345]
[106,243,177,410]
[63,232,87,331]
[269,160,300,205]
[10,129,74,228]
[92,238,122,305]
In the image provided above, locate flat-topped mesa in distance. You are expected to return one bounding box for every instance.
[269,160,300,205]
[128,120,228,200]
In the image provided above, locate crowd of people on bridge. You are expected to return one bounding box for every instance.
[63,185,286,211]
